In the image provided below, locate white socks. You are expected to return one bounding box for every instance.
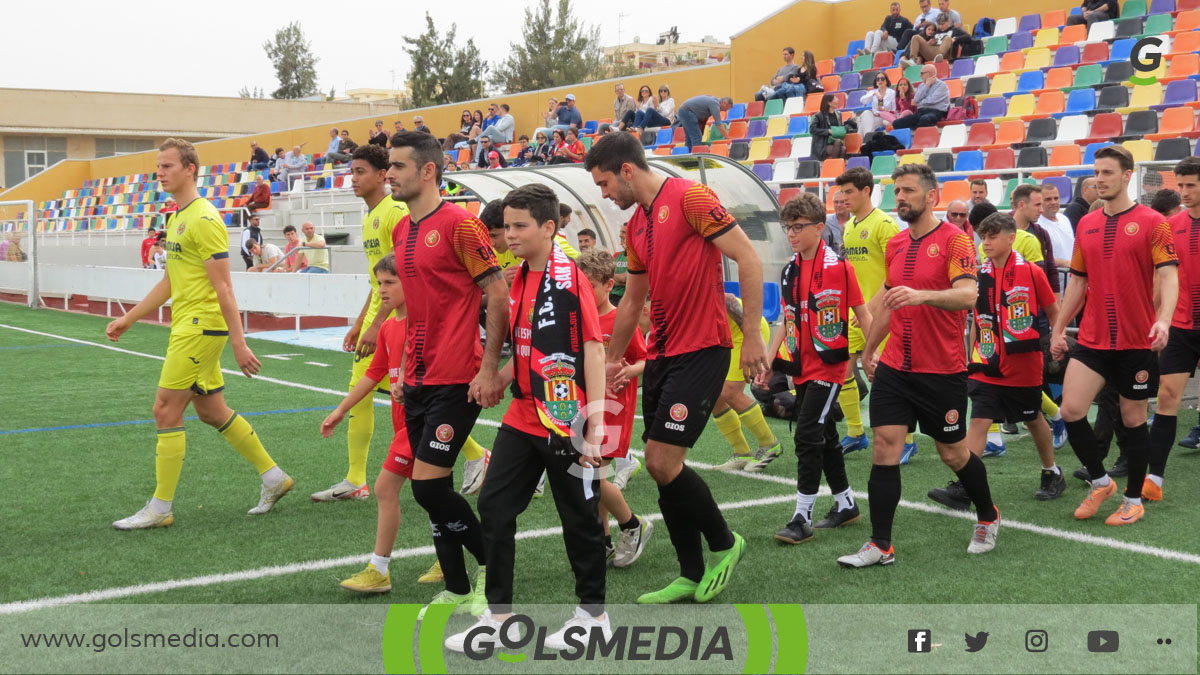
[1043,464,1061,476]
[149,497,172,514]
[987,431,1004,445]
[262,466,285,486]
[793,492,817,523]
[833,487,856,511]
[1093,474,1112,487]
[369,554,391,574]
[1148,474,1163,487]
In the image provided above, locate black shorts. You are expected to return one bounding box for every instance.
[642,346,730,448]
[869,363,967,443]
[1069,344,1159,400]
[968,380,1041,423]
[402,383,482,468]
[1159,326,1200,376]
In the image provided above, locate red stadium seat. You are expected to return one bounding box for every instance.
[985,148,1016,169]
[768,138,792,159]
[746,100,765,118]
[1087,112,1124,139]
[1081,42,1109,63]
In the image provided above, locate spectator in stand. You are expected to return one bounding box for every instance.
[529,131,554,165]
[442,110,476,150]
[281,145,308,187]
[858,72,898,134]
[269,147,287,181]
[894,76,917,120]
[247,239,284,272]
[475,136,508,169]
[4,233,24,262]
[1063,176,1098,230]
[1038,183,1075,267]
[299,221,330,273]
[901,13,970,65]
[677,94,733,150]
[140,226,159,269]
[368,120,389,147]
[935,0,962,27]
[281,224,307,273]
[443,153,459,173]
[861,3,914,55]
[970,178,990,205]
[631,85,676,130]
[897,0,941,52]
[248,141,271,170]
[1067,0,1119,28]
[577,228,597,251]
[478,103,515,147]
[240,214,264,270]
[394,120,406,136]
[620,85,655,130]
[549,127,586,164]
[486,150,504,170]
[945,199,971,234]
[891,64,949,128]
[769,51,819,102]
[1152,188,1183,217]
[810,94,847,160]
[412,116,433,135]
[613,84,637,131]
[533,97,562,140]
[551,94,584,134]
[511,135,535,167]
[328,129,357,163]
[754,47,801,102]
[244,175,271,213]
[825,190,850,253]
[322,127,342,163]
[479,103,501,138]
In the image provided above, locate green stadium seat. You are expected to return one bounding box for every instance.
[871,154,897,177]
[1121,0,1147,17]
[763,99,784,117]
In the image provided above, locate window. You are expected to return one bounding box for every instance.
[95,138,156,158]
[3,136,66,187]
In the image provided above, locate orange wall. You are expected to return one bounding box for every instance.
[731,1,837,103]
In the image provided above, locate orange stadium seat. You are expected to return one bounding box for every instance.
[817,59,835,76]
[822,75,841,92]
[1058,23,1086,43]
[1158,106,1197,136]
[710,141,731,157]
[1043,9,1066,27]
[1168,53,1199,80]
[1035,90,1066,115]
[821,158,846,177]
[1049,144,1082,167]
[995,120,1026,145]
[1043,67,1074,90]
[804,94,823,114]
[936,181,969,207]
[1174,9,1200,32]
[844,133,863,155]
[1000,51,1025,72]
[1170,30,1200,53]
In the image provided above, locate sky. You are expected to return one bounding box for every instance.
[6,0,793,99]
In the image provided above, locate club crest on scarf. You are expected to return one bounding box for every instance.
[976,316,997,359]
[814,290,845,343]
[540,354,581,423]
[1006,288,1033,334]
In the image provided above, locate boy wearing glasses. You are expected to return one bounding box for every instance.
[762,192,871,544]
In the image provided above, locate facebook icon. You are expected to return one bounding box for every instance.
[909,629,932,653]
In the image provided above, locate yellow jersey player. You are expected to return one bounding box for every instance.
[107,138,293,529]
[712,293,783,471]
[311,144,408,503]
[835,168,919,462]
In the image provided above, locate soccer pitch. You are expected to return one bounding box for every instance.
[3,300,1200,612]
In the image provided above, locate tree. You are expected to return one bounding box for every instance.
[403,14,487,108]
[490,0,606,94]
[238,86,265,99]
[263,22,320,99]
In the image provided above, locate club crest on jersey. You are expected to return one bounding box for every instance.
[657,206,670,223]
[541,356,580,422]
[425,231,441,247]
[945,409,959,425]
[176,223,186,235]
[1135,370,1149,384]
[977,317,996,359]
[435,424,455,443]
[927,243,940,258]
[815,292,845,340]
[859,229,869,240]
[372,217,381,230]
[1125,222,1139,236]
[669,403,688,422]
[1006,290,1033,333]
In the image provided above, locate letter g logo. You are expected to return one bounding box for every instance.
[1130,37,1163,84]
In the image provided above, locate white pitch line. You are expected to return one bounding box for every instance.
[0,494,794,615]
[305,362,330,368]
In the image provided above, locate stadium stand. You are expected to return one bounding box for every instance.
[8,0,1200,241]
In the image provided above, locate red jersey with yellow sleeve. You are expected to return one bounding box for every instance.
[1071,204,1178,349]
[393,200,501,386]
[625,178,735,359]
[1168,211,1200,330]
[880,222,977,374]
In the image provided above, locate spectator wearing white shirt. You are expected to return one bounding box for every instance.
[478,103,515,146]
[857,72,898,134]
[1037,183,1075,268]
[280,145,308,187]
[898,0,941,51]
[247,240,284,272]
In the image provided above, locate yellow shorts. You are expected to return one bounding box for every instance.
[727,318,772,382]
[848,322,889,358]
[158,331,227,394]
[350,312,392,395]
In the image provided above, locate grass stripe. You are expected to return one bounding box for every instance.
[0,406,337,436]
[0,494,795,615]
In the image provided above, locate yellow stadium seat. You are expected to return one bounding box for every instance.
[1005,94,1036,117]
[899,152,927,166]
[1024,48,1052,70]
[1033,29,1058,49]
[987,73,1017,98]
[1122,139,1153,163]
[765,116,789,137]
[747,138,771,161]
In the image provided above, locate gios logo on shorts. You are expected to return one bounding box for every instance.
[944,409,960,432]
[431,424,455,451]
[665,403,688,432]
[1133,369,1150,390]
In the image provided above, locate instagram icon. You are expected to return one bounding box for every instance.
[1025,630,1048,652]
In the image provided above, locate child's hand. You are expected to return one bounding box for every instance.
[391,381,405,404]
[320,410,346,438]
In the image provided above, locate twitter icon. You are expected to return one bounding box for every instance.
[965,632,989,652]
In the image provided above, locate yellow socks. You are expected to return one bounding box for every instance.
[462,436,485,462]
[988,423,1001,433]
[738,404,777,448]
[905,433,915,445]
[218,412,276,474]
[1041,392,1060,418]
[839,375,864,437]
[713,408,752,456]
[153,427,187,502]
[345,394,374,487]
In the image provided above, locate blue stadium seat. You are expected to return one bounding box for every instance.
[1109,38,1136,63]
[889,128,912,148]
[726,103,747,121]
[950,58,975,79]
[1018,13,1042,32]
[979,97,1008,119]
[1083,141,1114,164]
[1016,70,1045,93]
[583,120,598,134]
[845,39,865,57]
[724,281,741,296]
[763,283,782,321]
[787,116,809,135]
[656,128,675,146]
[671,146,689,155]
[955,150,984,172]
[1043,175,1073,203]
[1065,88,1096,114]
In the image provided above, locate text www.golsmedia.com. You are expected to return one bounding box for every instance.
[21,629,279,652]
